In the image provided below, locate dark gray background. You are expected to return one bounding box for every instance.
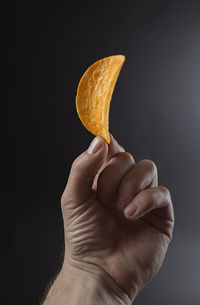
[4,0,200,304]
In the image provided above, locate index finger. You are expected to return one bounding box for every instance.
[107,134,125,161]
[92,134,135,190]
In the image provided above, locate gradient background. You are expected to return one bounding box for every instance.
[5,0,200,304]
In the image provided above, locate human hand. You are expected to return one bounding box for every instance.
[61,135,174,303]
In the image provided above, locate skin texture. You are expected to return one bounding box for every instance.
[43,134,174,304]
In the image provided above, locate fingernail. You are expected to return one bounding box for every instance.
[88,136,104,154]
[115,195,126,212]
[124,204,137,217]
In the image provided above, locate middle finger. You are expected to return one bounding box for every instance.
[114,159,158,212]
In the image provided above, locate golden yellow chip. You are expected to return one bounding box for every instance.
[76,55,125,143]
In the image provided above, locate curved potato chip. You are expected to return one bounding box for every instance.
[76,55,125,143]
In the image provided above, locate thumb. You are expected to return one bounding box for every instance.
[62,136,108,206]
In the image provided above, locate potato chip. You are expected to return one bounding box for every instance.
[76,55,125,143]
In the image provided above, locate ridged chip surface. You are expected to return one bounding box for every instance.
[76,55,125,143]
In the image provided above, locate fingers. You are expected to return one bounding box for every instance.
[92,134,126,190]
[123,186,174,236]
[107,134,125,161]
[114,159,158,212]
[61,136,108,206]
[97,152,135,206]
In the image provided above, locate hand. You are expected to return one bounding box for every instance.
[61,135,174,302]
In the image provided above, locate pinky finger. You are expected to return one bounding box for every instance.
[123,186,174,228]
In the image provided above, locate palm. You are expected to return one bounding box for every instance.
[66,192,171,298]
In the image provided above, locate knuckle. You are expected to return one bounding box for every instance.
[140,159,157,173]
[118,152,134,163]
[159,186,171,199]
[71,155,82,171]
[119,145,125,152]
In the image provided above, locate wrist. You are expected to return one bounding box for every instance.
[43,256,132,305]
[63,257,132,305]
